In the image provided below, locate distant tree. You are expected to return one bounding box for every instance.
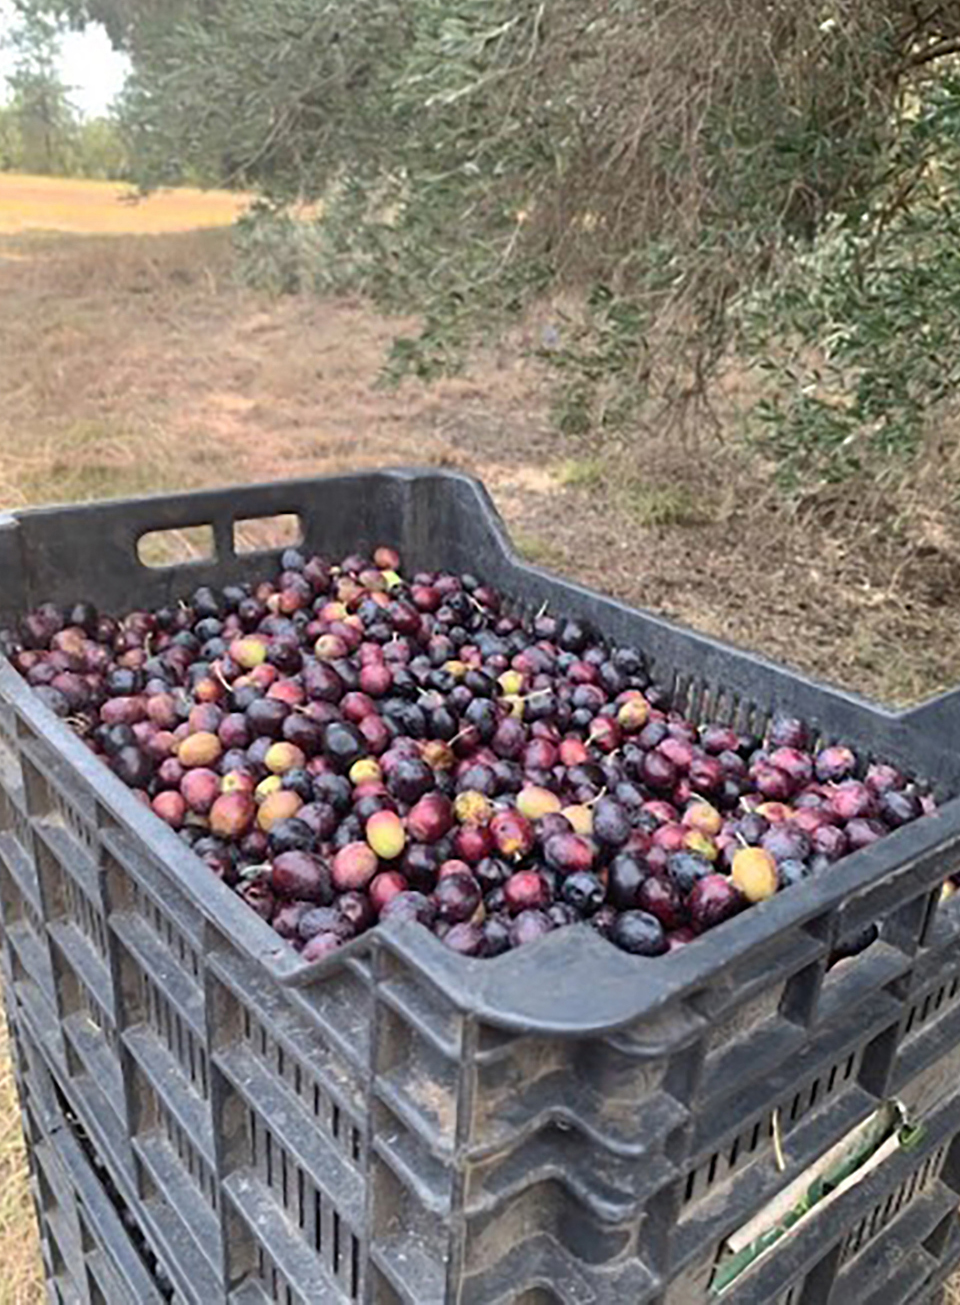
[3,7,78,173]
[1,6,128,178]
[75,114,126,177]
[0,104,22,170]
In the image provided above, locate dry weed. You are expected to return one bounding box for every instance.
[0,1011,42,1305]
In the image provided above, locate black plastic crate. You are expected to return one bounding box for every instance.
[5,1008,181,1305]
[8,969,960,1305]
[2,468,960,1302]
[6,991,225,1305]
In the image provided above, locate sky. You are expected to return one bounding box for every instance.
[0,2,130,118]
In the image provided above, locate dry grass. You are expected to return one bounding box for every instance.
[0,1011,42,1305]
[0,172,247,237]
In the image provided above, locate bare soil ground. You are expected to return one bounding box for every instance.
[2,181,960,1300]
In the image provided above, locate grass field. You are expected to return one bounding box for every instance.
[2,171,960,1302]
[0,172,247,236]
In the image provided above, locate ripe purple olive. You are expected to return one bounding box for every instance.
[701,724,740,755]
[433,873,482,923]
[405,793,452,845]
[767,715,808,750]
[688,875,743,933]
[503,870,553,914]
[543,833,593,876]
[866,763,904,796]
[482,916,512,955]
[452,823,495,864]
[689,754,724,795]
[768,747,813,788]
[592,797,630,848]
[443,922,485,955]
[380,891,437,927]
[508,910,554,948]
[643,751,677,790]
[812,823,849,862]
[751,761,794,802]
[267,817,316,856]
[388,756,434,804]
[737,812,770,845]
[828,780,874,822]
[816,745,857,784]
[610,911,668,956]
[271,851,333,903]
[606,853,648,910]
[322,721,366,772]
[666,851,712,895]
[561,871,605,916]
[845,817,887,851]
[246,697,290,739]
[637,876,686,930]
[878,789,922,829]
[761,824,811,864]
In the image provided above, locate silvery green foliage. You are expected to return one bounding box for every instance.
[736,74,960,488]
[37,0,960,463]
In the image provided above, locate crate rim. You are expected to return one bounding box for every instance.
[2,466,959,1037]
